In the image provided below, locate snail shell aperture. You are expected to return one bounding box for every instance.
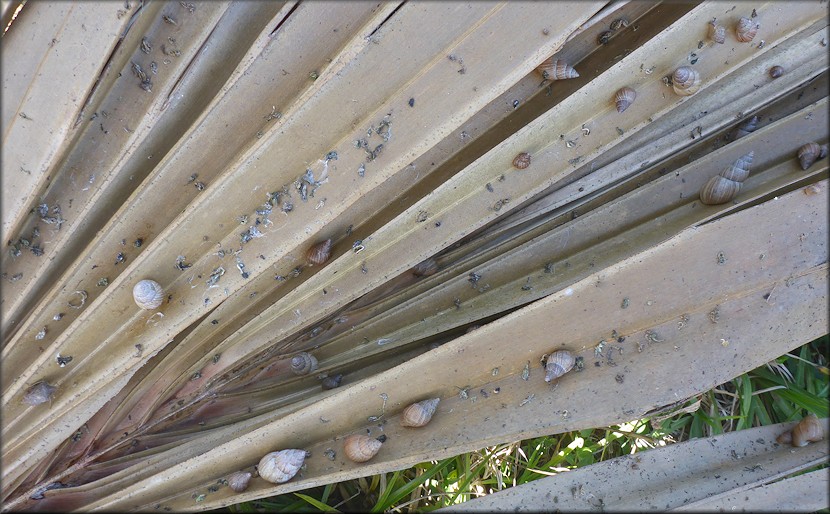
[708,19,725,44]
[536,58,579,80]
[227,471,252,492]
[544,350,576,383]
[23,381,57,406]
[343,434,383,463]
[400,398,440,428]
[776,413,824,447]
[733,115,759,140]
[614,87,636,113]
[258,449,307,484]
[306,238,332,265]
[512,152,531,169]
[700,151,754,205]
[290,352,318,375]
[133,279,164,310]
[735,16,759,43]
[797,142,828,170]
[672,67,701,96]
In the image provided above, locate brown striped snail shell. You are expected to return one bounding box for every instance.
[672,67,701,96]
[537,58,579,80]
[614,87,636,113]
[227,471,252,492]
[400,398,440,428]
[513,152,531,169]
[735,16,759,43]
[768,65,784,79]
[321,373,343,390]
[133,279,164,310]
[412,258,438,277]
[343,434,383,463]
[290,352,318,375]
[777,414,824,447]
[544,350,576,383]
[23,381,57,406]
[732,115,759,140]
[306,238,332,265]
[708,19,725,44]
[797,142,827,170]
[700,151,754,205]
[258,449,307,484]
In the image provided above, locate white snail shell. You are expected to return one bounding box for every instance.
[536,58,579,80]
[708,19,725,44]
[227,471,252,492]
[258,449,307,484]
[544,350,576,383]
[133,279,164,310]
[23,381,57,406]
[290,352,318,375]
[797,142,827,170]
[733,115,759,140]
[343,434,382,463]
[777,414,824,447]
[672,67,701,96]
[735,16,759,43]
[700,151,754,205]
[400,398,440,428]
[614,87,636,113]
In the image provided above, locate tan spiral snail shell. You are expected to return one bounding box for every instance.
[614,87,636,113]
[796,142,828,170]
[708,19,725,44]
[671,67,701,96]
[306,238,332,265]
[132,279,164,310]
[699,151,754,205]
[732,115,759,140]
[343,434,383,463]
[290,352,318,375]
[776,413,824,447]
[258,449,307,484]
[544,350,576,383]
[536,58,579,80]
[735,16,759,43]
[400,398,440,428]
[227,471,252,492]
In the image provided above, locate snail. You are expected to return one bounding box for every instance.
[132,279,164,310]
[227,471,252,492]
[609,18,628,31]
[321,373,343,390]
[671,67,701,96]
[803,184,821,196]
[699,151,754,205]
[732,115,759,140]
[776,413,824,447]
[735,16,759,43]
[512,152,531,169]
[290,352,318,375]
[543,350,576,383]
[400,398,440,428]
[412,258,438,277]
[597,31,612,45]
[536,58,579,80]
[796,142,828,170]
[614,87,636,113]
[23,381,57,406]
[708,19,725,44]
[258,449,307,484]
[343,434,383,463]
[768,65,784,79]
[306,238,332,265]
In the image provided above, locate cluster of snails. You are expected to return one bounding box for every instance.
[708,16,759,44]
[133,279,164,310]
[776,414,824,447]
[699,151,754,205]
[796,142,828,171]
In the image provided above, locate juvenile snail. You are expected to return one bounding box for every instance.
[412,258,438,278]
[732,115,759,140]
[258,449,307,484]
[708,19,725,44]
[321,373,343,390]
[796,142,828,170]
[536,58,579,80]
[776,413,824,447]
[306,238,332,265]
[23,380,57,406]
[512,152,532,169]
[735,16,759,43]
[699,151,754,205]
[400,398,440,428]
[768,65,784,79]
[543,350,576,383]
[671,67,701,96]
[614,87,636,113]
[344,434,383,463]
[133,279,164,310]
[290,352,318,375]
[227,471,252,492]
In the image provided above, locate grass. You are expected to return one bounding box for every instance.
[220,334,828,512]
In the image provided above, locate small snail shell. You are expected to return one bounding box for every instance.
[306,239,332,265]
[412,258,438,277]
[290,352,318,375]
[672,67,701,96]
[512,152,531,169]
[708,19,725,44]
[343,434,383,463]
[258,449,307,484]
[732,115,759,140]
[735,16,759,43]
[400,398,440,428]
[699,151,754,205]
[614,87,636,113]
[544,350,576,383]
[23,381,57,406]
[597,31,612,45]
[777,414,824,447]
[536,58,579,80]
[227,471,252,492]
[768,65,784,79]
[321,373,343,390]
[132,279,164,310]
[797,142,826,170]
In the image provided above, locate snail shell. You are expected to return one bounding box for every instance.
[597,31,612,45]
[290,352,318,375]
[614,87,636,113]
[400,398,440,428]
[708,19,725,44]
[797,142,826,170]
[672,67,701,96]
[321,373,343,390]
[23,381,57,406]
[732,115,759,140]
[512,152,531,169]
[699,151,754,205]
[227,471,252,492]
[258,449,307,484]
[537,58,579,80]
[544,350,576,383]
[768,65,784,79]
[777,414,824,447]
[306,238,332,265]
[132,279,164,310]
[412,258,438,277]
[344,434,383,463]
[735,16,759,43]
